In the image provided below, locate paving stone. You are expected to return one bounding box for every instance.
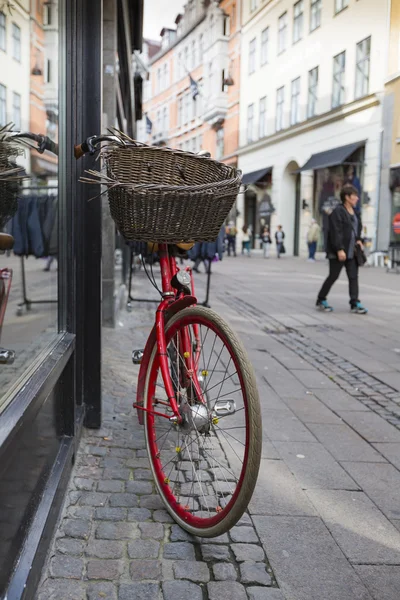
[37,579,86,600]
[87,559,123,580]
[49,555,83,579]
[229,526,258,543]
[130,559,162,580]
[340,412,400,443]
[128,539,160,559]
[196,532,229,544]
[69,491,82,504]
[372,443,400,470]
[140,494,165,509]
[135,468,153,480]
[103,467,131,480]
[110,447,133,458]
[247,587,286,600]
[152,509,174,523]
[109,493,139,507]
[163,581,203,600]
[306,423,387,463]
[86,582,117,600]
[212,562,237,581]
[231,543,265,562]
[67,506,94,519]
[119,583,161,600]
[126,457,151,468]
[126,480,153,495]
[97,479,125,493]
[173,560,210,582]
[236,512,253,526]
[207,581,247,600]
[201,544,230,561]
[95,507,127,521]
[80,492,108,506]
[102,456,127,468]
[74,477,95,491]
[138,522,165,539]
[96,521,139,540]
[354,565,400,600]
[163,542,196,560]
[170,524,196,542]
[86,540,124,559]
[240,562,272,585]
[128,507,152,522]
[86,445,107,456]
[56,537,85,556]
[63,518,91,540]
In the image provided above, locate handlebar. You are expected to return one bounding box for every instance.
[73,134,124,159]
[8,132,59,156]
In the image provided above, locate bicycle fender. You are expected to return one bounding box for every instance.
[135,295,196,425]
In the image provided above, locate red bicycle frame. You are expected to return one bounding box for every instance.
[134,243,203,423]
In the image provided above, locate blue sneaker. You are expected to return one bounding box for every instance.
[316,299,333,312]
[351,302,368,314]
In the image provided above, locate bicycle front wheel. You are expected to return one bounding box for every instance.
[143,306,262,537]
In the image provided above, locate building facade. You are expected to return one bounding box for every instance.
[140,0,241,175]
[237,0,388,256]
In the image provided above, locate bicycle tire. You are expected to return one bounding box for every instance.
[143,306,262,537]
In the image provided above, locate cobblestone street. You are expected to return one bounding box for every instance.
[37,255,400,600]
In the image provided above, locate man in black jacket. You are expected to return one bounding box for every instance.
[316,184,368,314]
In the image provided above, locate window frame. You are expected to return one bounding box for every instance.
[247,103,254,143]
[290,77,301,125]
[278,12,288,55]
[261,27,269,66]
[293,0,304,44]
[259,96,267,138]
[276,86,285,131]
[0,11,6,52]
[249,37,256,74]
[355,36,371,99]
[334,0,348,15]
[310,0,321,32]
[12,22,21,62]
[332,50,346,108]
[307,66,318,118]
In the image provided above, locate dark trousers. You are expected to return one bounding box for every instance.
[318,258,359,306]
[227,236,236,256]
[308,241,317,259]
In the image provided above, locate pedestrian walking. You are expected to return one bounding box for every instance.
[242,225,251,256]
[261,225,272,258]
[307,218,320,262]
[225,221,237,257]
[316,184,368,314]
[275,225,285,258]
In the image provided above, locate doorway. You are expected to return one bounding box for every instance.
[293,173,301,256]
[244,190,257,248]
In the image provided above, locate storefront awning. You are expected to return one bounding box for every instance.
[297,141,366,172]
[242,167,272,185]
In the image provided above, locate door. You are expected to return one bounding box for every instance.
[293,173,301,256]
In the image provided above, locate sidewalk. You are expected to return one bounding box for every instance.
[37,256,400,600]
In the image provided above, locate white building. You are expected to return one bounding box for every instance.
[237,0,388,256]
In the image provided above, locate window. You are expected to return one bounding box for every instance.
[0,12,6,51]
[249,38,256,74]
[184,46,189,71]
[177,52,182,79]
[355,36,371,99]
[12,23,21,61]
[216,128,224,159]
[43,3,52,25]
[247,103,254,143]
[178,96,183,126]
[184,93,190,124]
[293,1,303,43]
[223,14,230,36]
[191,40,196,68]
[259,96,267,138]
[290,77,301,125]
[45,59,51,83]
[310,0,321,32]
[163,63,168,89]
[332,51,346,108]
[157,67,161,92]
[335,0,348,14]
[192,137,197,153]
[163,106,168,131]
[198,134,203,150]
[307,66,318,118]
[261,27,269,65]
[278,12,287,54]
[199,34,203,61]
[12,92,21,129]
[276,86,285,131]
[0,84,6,125]
[250,0,258,12]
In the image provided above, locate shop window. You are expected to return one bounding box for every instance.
[278,12,288,55]
[261,27,269,66]
[307,66,318,118]
[276,86,285,131]
[249,38,256,74]
[12,22,21,61]
[332,50,345,108]
[247,103,254,143]
[259,96,267,138]
[0,84,6,125]
[355,36,371,99]
[293,1,304,44]
[290,77,301,125]
[335,0,348,14]
[0,12,6,51]
[216,128,224,159]
[310,0,321,32]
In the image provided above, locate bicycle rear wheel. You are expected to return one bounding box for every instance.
[143,306,262,537]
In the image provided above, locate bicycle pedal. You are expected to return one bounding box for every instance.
[0,348,16,365]
[213,399,236,417]
[132,349,144,364]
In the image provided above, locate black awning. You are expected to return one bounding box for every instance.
[298,141,366,172]
[242,167,272,185]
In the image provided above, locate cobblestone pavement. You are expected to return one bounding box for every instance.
[37,257,400,600]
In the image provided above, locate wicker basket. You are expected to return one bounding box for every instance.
[0,126,25,230]
[88,142,242,243]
